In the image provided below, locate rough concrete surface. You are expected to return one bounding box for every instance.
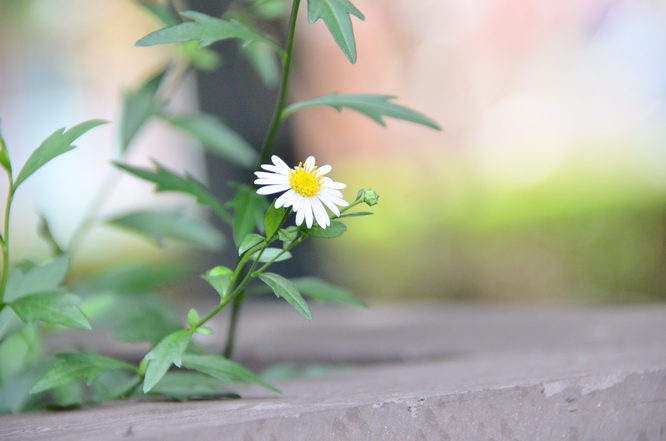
[2,303,666,441]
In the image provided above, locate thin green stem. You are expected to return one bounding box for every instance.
[257,0,301,166]
[0,178,15,307]
[222,292,243,359]
[196,255,260,329]
[253,235,305,276]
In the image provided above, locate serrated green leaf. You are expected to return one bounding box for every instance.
[182,353,280,393]
[306,0,364,63]
[264,204,286,239]
[292,277,366,308]
[4,256,69,302]
[10,290,91,330]
[14,120,106,189]
[238,233,265,256]
[136,10,280,53]
[258,272,311,320]
[30,354,137,394]
[228,183,268,246]
[163,113,257,168]
[284,93,441,130]
[142,330,192,393]
[250,248,292,263]
[119,70,165,154]
[115,161,231,223]
[107,210,224,251]
[305,220,346,238]
[148,372,240,401]
[201,266,234,300]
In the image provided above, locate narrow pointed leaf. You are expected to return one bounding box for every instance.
[0,129,11,175]
[238,233,264,256]
[250,248,292,263]
[142,330,192,393]
[107,210,224,251]
[284,93,441,130]
[163,114,257,168]
[115,161,231,223]
[307,0,365,63]
[264,204,286,239]
[30,354,137,394]
[10,290,91,330]
[292,277,366,308]
[182,354,280,393]
[14,120,106,189]
[258,273,312,320]
[136,11,280,52]
[119,71,165,154]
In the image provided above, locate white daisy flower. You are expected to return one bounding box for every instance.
[254,155,349,229]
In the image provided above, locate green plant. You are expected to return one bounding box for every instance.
[0,0,439,413]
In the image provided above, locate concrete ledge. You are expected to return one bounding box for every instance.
[2,304,666,440]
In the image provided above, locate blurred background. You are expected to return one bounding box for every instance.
[1,0,666,304]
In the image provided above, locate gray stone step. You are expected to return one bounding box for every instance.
[2,303,665,440]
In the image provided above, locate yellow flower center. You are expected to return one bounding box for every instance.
[289,165,322,198]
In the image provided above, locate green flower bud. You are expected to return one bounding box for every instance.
[362,189,379,206]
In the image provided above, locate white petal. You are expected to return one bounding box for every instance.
[311,197,330,228]
[303,199,314,228]
[319,195,342,216]
[294,199,306,226]
[257,184,290,195]
[303,156,316,171]
[320,188,346,200]
[254,171,286,180]
[322,178,346,190]
[275,190,296,208]
[322,193,349,207]
[271,155,291,170]
[317,164,332,175]
[260,164,286,174]
[254,177,289,186]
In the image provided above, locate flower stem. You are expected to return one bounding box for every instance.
[0,176,15,308]
[257,0,301,166]
[222,292,243,359]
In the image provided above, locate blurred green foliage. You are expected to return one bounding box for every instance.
[328,151,666,304]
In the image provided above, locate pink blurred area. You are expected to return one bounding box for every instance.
[291,0,666,302]
[294,0,666,163]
